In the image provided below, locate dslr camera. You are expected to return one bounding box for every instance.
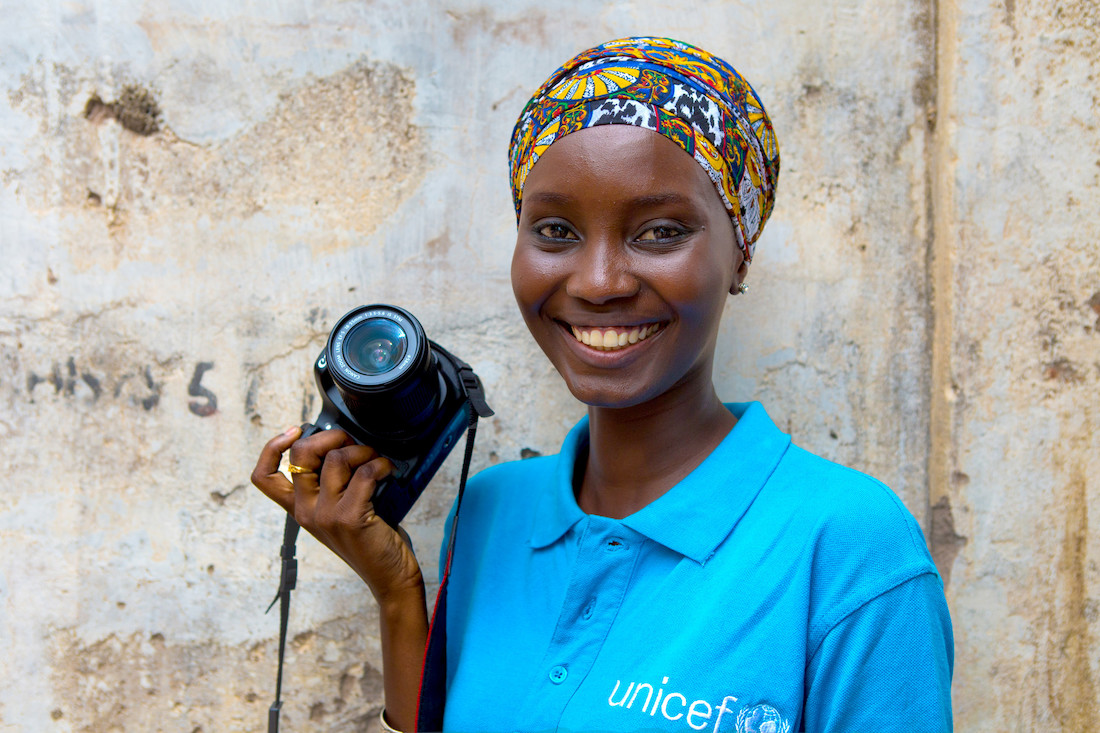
[303,304,492,526]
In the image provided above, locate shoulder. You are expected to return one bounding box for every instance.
[759,444,943,642]
[767,444,931,560]
[466,455,558,503]
[456,455,558,529]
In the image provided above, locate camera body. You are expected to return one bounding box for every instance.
[304,304,491,526]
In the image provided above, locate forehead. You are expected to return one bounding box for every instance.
[521,125,722,213]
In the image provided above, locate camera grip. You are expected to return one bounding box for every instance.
[298,423,324,440]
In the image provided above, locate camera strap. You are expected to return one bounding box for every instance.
[266,422,322,733]
[266,514,300,733]
[416,366,494,730]
[416,414,473,730]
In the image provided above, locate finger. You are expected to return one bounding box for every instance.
[289,430,366,526]
[315,443,379,499]
[287,428,354,494]
[250,426,302,511]
[341,456,397,521]
[287,428,355,474]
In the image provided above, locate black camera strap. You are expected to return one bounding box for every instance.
[266,514,300,733]
[417,366,493,731]
[416,412,475,730]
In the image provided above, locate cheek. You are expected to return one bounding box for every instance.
[510,244,550,324]
[664,263,733,345]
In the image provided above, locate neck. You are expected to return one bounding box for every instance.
[577,380,736,519]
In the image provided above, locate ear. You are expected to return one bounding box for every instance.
[728,258,750,295]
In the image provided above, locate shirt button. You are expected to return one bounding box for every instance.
[549,665,568,684]
[605,537,628,552]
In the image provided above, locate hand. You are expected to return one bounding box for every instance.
[251,426,426,607]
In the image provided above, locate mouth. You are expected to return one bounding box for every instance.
[565,322,665,351]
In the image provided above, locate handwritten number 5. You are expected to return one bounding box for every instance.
[188,362,218,417]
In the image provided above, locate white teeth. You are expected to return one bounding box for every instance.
[569,323,662,350]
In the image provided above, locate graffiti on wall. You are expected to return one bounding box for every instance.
[23,358,218,416]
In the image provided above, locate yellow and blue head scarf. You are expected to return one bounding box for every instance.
[509,37,780,263]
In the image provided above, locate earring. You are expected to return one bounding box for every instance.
[737,282,749,295]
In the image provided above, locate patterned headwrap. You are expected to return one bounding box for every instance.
[508,37,780,263]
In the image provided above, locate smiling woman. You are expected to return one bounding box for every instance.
[252,37,953,733]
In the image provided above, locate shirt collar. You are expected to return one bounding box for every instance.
[527,402,791,564]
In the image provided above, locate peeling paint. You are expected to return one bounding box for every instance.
[930,496,967,587]
[84,85,162,136]
[8,55,427,272]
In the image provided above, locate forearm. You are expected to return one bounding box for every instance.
[378,583,430,732]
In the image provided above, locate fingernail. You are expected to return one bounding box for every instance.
[283,426,300,436]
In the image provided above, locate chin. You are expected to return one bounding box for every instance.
[557,372,661,410]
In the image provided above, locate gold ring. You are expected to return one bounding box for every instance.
[287,463,313,475]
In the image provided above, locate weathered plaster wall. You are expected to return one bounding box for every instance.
[0,0,1094,730]
[931,0,1100,729]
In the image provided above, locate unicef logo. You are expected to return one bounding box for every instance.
[736,703,790,733]
[603,676,791,732]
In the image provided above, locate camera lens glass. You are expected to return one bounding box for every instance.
[343,318,408,376]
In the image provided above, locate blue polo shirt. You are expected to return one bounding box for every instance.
[441,402,953,732]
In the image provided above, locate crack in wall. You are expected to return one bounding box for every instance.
[927,0,960,584]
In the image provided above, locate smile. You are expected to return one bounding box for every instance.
[568,323,664,351]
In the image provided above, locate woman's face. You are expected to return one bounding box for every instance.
[511,124,745,410]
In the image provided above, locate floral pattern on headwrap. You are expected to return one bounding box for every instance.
[508,37,780,262]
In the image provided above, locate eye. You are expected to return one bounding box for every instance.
[535,222,578,241]
[636,224,687,243]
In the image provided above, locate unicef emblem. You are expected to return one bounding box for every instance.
[736,703,790,733]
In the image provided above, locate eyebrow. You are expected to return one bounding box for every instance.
[625,193,694,208]
[524,191,696,207]
[525,191,575,205]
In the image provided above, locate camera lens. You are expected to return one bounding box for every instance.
[325,305,443,445]
[344,318,408,376]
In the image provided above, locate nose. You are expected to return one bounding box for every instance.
[564,236,640,304]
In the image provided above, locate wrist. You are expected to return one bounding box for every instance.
[379,708,403,733]
[377,578,427,618]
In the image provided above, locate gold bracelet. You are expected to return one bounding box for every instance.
[379,708,403,733]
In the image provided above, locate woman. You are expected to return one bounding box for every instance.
[252,37,953,732]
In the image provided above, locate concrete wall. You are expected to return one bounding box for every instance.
[932,0,1100,729]
[0,0,1094,730]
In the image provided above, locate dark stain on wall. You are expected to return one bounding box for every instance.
[1047,461,1099,731]
[1044,357,1083,383]
[84,84,161,136]
[1088,290,1100,330]
[929,495,967,587]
